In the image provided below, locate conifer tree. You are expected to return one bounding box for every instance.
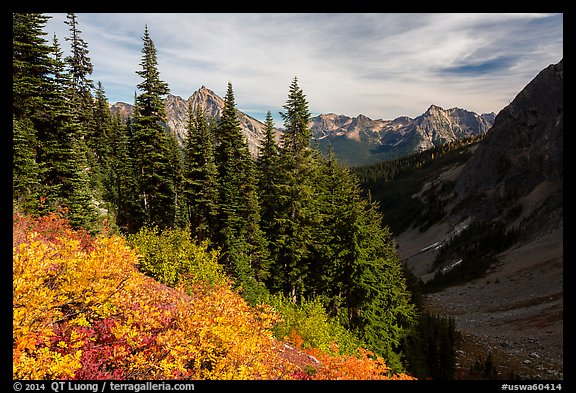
[13,116,42,213]
[46,35,97,231]
[306,147,417,370]
[92,82,112,163]
[13,13,54,212]
[63,13,95,132]
[182,104,219,241]
[63,13,103,198]
[93,83,137,231]
[349,197,416,370]
[214,82,270,303]
[108,113,141,233]
[256,111,280,237]
[130,25,175,230]
[64,13,94,107]
[12,13,53,122]
[281,77,312,155]
[89,81,114,212]
[311,147,358,305]
[168,129,186,229]
[269,77,320,303]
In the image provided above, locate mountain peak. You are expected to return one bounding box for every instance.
[197,85,217,96]
[425,104,445,114]
[455,59,563,237]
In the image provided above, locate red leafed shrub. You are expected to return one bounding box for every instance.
[13,210,94,251]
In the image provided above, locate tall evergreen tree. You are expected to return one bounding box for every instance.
[13,13,54,213]
[130,25,175,230]
[64,13,94,105]
[167,128,186,229]
[46,34,97,231]
[214,82,270,303]
[349,197,416,370]
[63,13,101,198]
[89,81,114,212]
[108,113,141,233]
[92,82,112,163]
[256,111,280,237]
[311,147,358,306]
[12,13,53,122]
[269,77,320,303]
[312,149,417,369]
[63,12,95,129]
[280,77,312,155]
[182,104,218,242]
[13,115,42,213]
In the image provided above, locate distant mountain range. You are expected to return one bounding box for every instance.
[310,106,495,166]
[110,87,495,167]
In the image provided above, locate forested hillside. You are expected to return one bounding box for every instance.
[352,136,483,235]
[13,13,423,379]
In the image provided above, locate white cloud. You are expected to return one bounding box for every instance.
[44,12,563,122]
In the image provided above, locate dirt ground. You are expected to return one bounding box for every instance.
[397,223,564,380]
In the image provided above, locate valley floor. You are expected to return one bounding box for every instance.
[398,224,563,380]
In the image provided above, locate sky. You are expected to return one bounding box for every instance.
[44,13,563,125]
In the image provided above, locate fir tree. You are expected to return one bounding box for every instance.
[13,13,53,213]
[63,13,102,198]
[12,13,53,122]
[350,198,416,370]
[280,77,312,155]
[166,128,186,229]
[63,12,95,133]
[214,82,270,303]
[13,116,42,213]
[87,81,114,213]
[108,113,141,233]
[256,111,280,237]
[182,104,219,241]
[311,147,359,307]
[92,82,112,163]
[64,13,94,105]
[269,77,320,303]
[130,25,175,230]
[46,35,97,231]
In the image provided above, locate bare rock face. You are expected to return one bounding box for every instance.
[111,86,271,158]
[454,59,563,240]
[164,86,271,157]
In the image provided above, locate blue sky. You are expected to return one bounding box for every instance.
[44,13,563,125]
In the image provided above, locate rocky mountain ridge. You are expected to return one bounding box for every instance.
[111,86,269,157]
[310,106,495,166]
[454,60,563,241]
[110,87,494,165]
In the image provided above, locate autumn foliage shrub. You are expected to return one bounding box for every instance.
[13,209,94,251]
[269,294,363,356]
[127,225,226,289]
[13,212,414,380]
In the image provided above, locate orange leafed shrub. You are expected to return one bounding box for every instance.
[285,331,415,380]
[307,348,415,380]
